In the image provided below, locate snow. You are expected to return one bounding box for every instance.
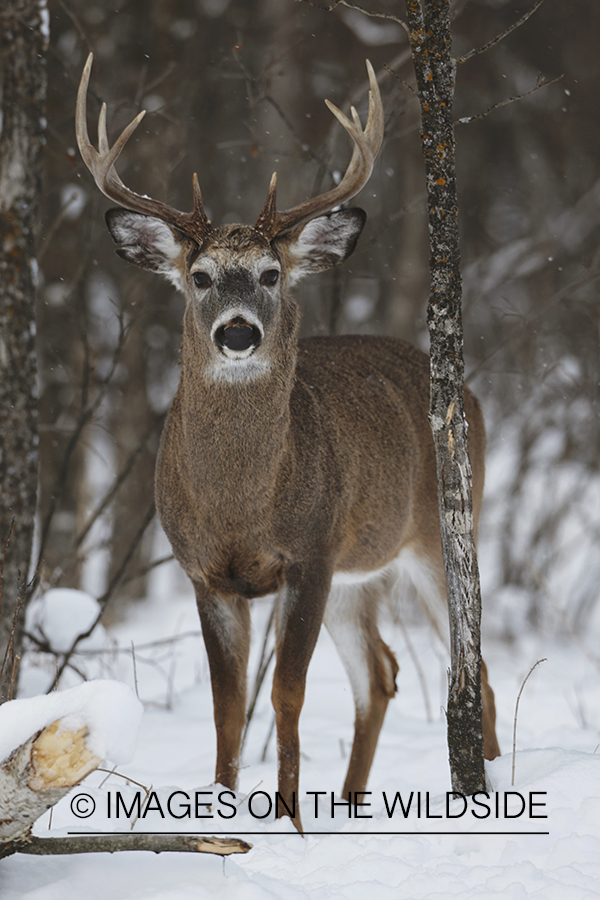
[3,581,600,898]
[0,680,142,764]
[26,589,105,654]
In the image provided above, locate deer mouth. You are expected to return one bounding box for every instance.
[213,316,263,358]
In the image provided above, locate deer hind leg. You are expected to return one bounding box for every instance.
[324,581,399,797]
[194,583,250,790]
[481,658,500,760]
[401,545,500,761]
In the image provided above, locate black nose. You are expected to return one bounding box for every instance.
[214,317,262,353]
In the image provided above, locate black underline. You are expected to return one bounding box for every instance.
[67,830,550,836]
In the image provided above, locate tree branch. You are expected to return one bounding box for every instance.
[11,833,251,857]
[456,0,546,65]
[456,74,563,125]
[295,0,409,34]
[50,503,156,690]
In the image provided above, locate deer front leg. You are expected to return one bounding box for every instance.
[271,567,331,834]
[194,583,250,790]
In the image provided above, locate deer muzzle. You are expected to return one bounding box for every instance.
[214,316,263,356]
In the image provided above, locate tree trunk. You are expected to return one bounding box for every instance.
[0,0,48,697]
[405,0,486,794]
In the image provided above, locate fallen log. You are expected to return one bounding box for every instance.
[0,719,251,859]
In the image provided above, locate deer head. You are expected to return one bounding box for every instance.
[76,54,383,381]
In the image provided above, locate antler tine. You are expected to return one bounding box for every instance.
[76,53,212,244]
[97,103,110,157]
[254,60,384,241]
[364,59,385,156]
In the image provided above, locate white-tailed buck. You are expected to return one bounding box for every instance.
[77,54,499,832]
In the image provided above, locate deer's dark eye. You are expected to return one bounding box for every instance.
[260,269,279,287]
[193,271,212,288]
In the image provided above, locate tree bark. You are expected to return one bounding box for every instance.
[405,0,486,794]
[0,0,48,696]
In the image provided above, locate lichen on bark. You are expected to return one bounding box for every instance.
[405,0,486,795]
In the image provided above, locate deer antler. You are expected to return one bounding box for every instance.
[76,53,213,245]
[254,60,384,240]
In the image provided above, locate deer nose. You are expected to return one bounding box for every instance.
[214,317,262,354]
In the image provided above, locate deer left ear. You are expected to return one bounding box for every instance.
[276,208,366,285]
[105,208,187,290]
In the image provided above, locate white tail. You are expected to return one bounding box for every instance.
[77,55,499,833]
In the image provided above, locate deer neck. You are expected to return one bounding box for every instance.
[173,302,299,519]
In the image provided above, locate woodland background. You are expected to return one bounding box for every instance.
[14,0,600,656]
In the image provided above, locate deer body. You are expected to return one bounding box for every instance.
[77,56,500,833]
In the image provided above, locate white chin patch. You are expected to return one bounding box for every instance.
[207,356,271,383]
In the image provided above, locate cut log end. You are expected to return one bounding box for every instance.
[28,720,102,791]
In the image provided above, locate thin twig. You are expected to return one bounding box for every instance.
[96,768,150,792]
[73,421,159,553]
[456,0,547,65]
[34,303,135,590]
[528,565,600,676]
[456,74,563,125]
[393,607,433,723]
[29,629,202,657]
[466,264,600,383]
[294,0,409,34]
[242,601,276,748]
[384,63,416,96]
[0,577,30,703]
[131,641,139,699]
[0,518,15,635]
[512,658,547,786]
[7,654,20,702]
[260,714,276,763]
[50,503,156,690]
[232,48,327,173]
[56,0,89,45]
[119,553,175,589]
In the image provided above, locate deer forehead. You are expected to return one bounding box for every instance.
[188,228,280,282]
[193,225,275,266]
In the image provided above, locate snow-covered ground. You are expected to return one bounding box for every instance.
[3,575,600,899]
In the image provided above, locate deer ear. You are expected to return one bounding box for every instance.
[105,208,187,288]
[275,208,366,286]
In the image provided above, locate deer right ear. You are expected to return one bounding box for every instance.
[105,208,186,288]
[276,208,367,286]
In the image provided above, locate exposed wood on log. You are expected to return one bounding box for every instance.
[0,719,102,848]
[0,718,252,860]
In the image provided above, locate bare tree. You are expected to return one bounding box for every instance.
[0,0,48,697]
[405,0,486,794]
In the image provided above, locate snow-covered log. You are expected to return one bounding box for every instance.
[0,718,102,853]
[0,680,251,859]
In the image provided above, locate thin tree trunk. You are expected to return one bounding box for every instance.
[0,1,48,697]
[405,0,486,794]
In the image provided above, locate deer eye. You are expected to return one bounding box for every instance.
[192,271,212,288]
[260,269,279,287]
